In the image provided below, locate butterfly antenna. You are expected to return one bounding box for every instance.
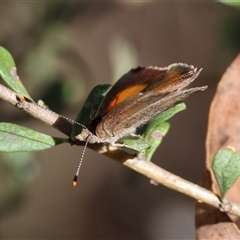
[72,138,89,186]
[22,97,90,185]
[40,102,90,186]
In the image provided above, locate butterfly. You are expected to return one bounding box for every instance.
[74,63,206,147]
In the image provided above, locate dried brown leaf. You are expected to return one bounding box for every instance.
[196,55,240,239]
[197,222,240,240]
[206,54,240,204]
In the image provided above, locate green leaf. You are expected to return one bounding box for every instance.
[149,102,186,125]
[142,102,186,160]
[0,46,32,99]
[71,84,112,141]
[120,136,150,153]
[212,146,240,200]
[0,123,67,152]
[121,102,186,160]
[143,122,170,161]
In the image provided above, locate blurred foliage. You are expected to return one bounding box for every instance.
[218,0,240,7]
[1,152,39,183]
[218,0,240,54]
[220,15,240,54]
[0,152,39,219]
[109,35,139,83]
[23,22,87,110]
[38,79,73,112]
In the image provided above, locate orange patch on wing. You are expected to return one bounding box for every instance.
[106,84,147,113]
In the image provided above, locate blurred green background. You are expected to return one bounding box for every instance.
[0,1,240,239]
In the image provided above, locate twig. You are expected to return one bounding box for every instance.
[1,83,240,217]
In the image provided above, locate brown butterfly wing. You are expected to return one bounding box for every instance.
[95,63,205,140]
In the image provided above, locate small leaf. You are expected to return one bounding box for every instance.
[0,46,32,99]
[71,84,112,141]
[121,137,150,152]
[141,102,186,160]
[0,123,67,152]
[149,102,186,124]
[212,146,240,200]
[143,122,170,161]
[120,102,186,159]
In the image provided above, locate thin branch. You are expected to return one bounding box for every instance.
[0,83,72,136]
[1,83,240,217]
